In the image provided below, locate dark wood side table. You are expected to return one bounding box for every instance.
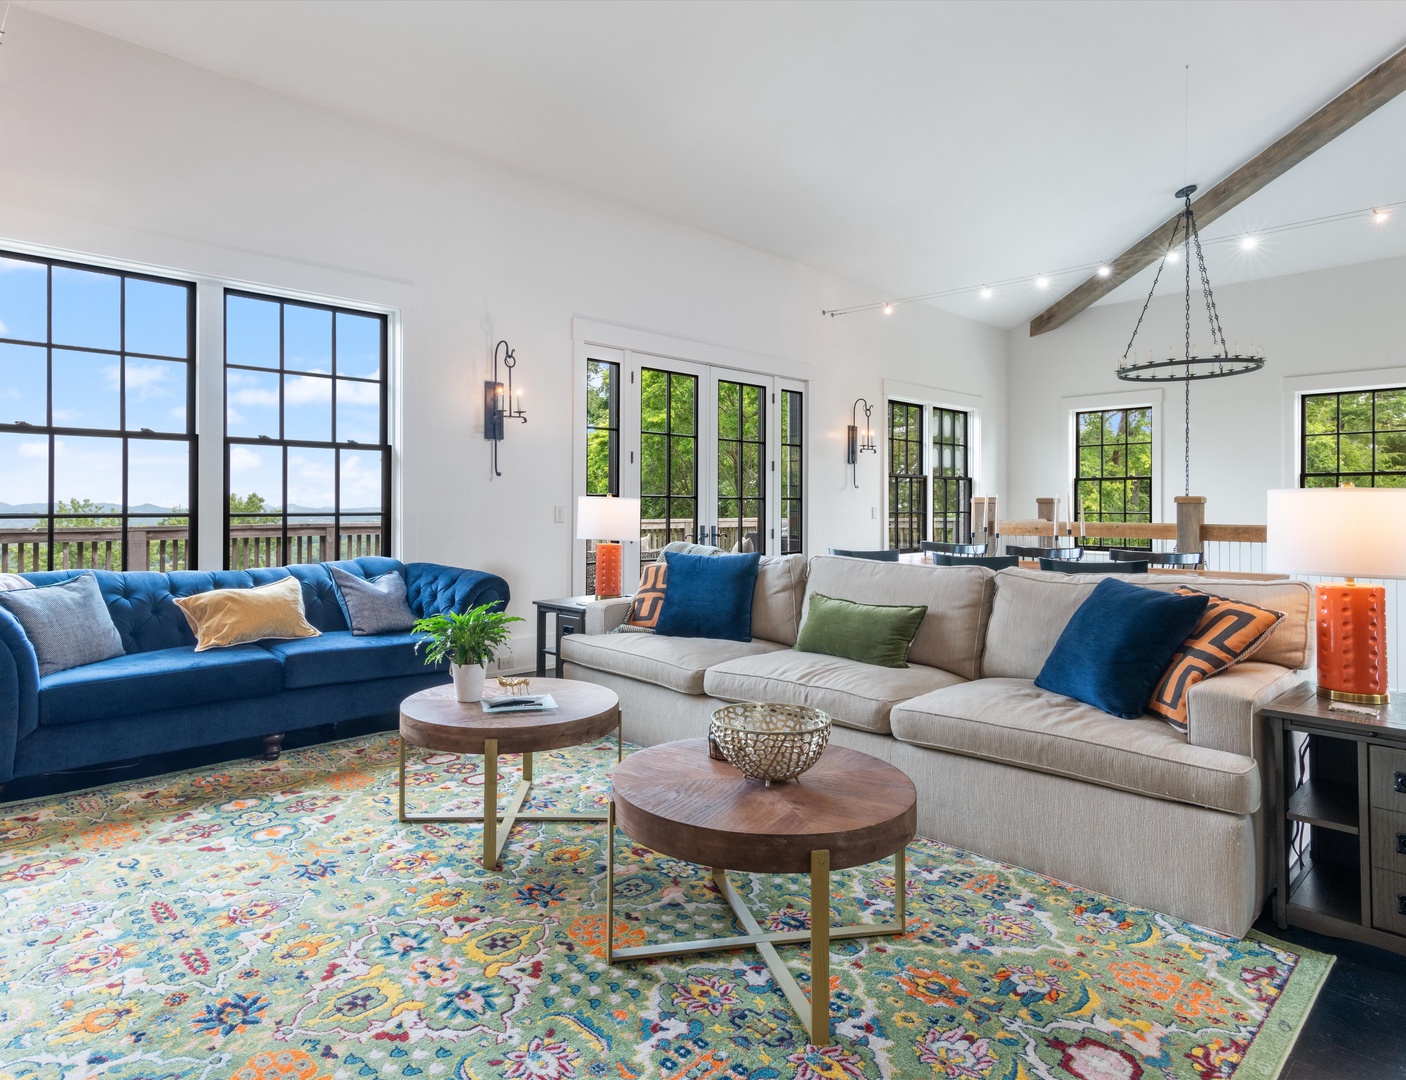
[606,739,917,1045]
[398,679,621,869]
[1265,683,1406,957]
[532,595,596,677]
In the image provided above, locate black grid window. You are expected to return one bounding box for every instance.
[585,359,620,497]
[888,401,925,551]
[717,379,766,554]
[0,251,196,573]
[931,406,971,544]
[639,368,697,559]
[224,291,389,569]
[1302,389,1406,489]
[780,389,803,554]
[1075,407,1152,548]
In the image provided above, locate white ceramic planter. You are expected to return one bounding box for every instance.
[450,662,486,703]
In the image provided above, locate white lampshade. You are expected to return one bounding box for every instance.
[576,496,641,542]
[1266,487,1406,579]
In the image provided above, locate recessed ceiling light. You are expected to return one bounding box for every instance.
[980,286,993,299]
[1373,208,1391,224]
[1166,249,1180,263]
[1035,276,1050,289]
[1097,265,1112,278]
[1241,234,1259,250]
[882,302,893,315]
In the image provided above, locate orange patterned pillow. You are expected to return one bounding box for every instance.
[625,561,668,629]
[1147,587,1283,731]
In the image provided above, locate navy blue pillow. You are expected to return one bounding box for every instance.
[1034,578,1209,719]
[653,551,761,642]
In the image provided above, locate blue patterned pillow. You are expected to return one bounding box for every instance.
[329,567,416,636]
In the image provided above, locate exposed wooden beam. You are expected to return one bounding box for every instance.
[1030,46,1406,337]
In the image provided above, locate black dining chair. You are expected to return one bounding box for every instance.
[929,553,1019,570]
[1109,548,1204,569]
[1039,557,1148,574]
[827,547,900,562]
[1006,545,1083,560]
[920,541,990,556]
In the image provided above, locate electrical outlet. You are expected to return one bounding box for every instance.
[553,505,565,524]
[496,649,515,670]
[871,506,877,519]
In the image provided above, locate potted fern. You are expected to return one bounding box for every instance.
[413,603,523,702]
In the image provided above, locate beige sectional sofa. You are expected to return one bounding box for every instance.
[561,552,1312,937]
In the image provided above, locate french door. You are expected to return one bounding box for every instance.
[576,348,804,594]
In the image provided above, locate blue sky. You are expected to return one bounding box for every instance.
[1,257,384,514]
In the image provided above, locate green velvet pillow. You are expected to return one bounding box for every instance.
[794,592,928,668]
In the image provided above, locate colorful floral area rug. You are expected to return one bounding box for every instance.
[0,732,1330,1080]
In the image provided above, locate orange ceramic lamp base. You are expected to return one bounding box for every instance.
[594,541,623,600]
[1316,580,1389,704]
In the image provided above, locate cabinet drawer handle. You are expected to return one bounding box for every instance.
[1396,770,1406,794]
[1399,894,1406,917]
[1398,833,1406,856]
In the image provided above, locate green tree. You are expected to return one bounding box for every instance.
[228,492,279,523]
[54,498,120,528]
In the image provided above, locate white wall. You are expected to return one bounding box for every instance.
[1006,254,1406,527]
[0,9,1006,657]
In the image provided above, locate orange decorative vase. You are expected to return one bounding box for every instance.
[1316,581,1389,703]
[595,541,623,600]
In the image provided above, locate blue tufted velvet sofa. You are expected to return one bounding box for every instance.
[0,557,508,793]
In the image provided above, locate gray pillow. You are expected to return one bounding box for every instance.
[0,573,125,675]
[329,566,416,636]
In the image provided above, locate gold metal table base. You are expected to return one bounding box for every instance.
[398,717,622,870]
[604,800,906,1046]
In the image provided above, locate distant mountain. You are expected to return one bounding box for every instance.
[0,502,176,515]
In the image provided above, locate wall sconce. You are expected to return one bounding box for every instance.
[484,339,527,476]
[847,397,876,488]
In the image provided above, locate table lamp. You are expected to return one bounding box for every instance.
[577,496,641,600]
[1266,487,1406,703]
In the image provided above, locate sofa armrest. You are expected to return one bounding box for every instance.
[1184,662,1305,758]
[405,563,511,619]
[583,598,634,635]
[0,608,41,783]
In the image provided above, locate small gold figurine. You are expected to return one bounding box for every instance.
[496,675,530,696]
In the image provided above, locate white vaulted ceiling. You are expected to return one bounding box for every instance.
[18,0,1406,329]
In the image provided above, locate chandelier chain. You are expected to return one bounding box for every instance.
[1190,205,1230,356]
[1120,217,1183,361]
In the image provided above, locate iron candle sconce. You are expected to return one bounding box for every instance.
[485,339,527,476]
[847,397,876,488]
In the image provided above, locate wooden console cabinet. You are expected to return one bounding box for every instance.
[1265,684,1406,956]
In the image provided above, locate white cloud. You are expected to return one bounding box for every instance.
[231,387,279,407]
[0,319,8,336]
[0,258,44,275]
[337,381,379,405]
[17,439,48,458]
[285,376,331,406]
[125,362,174,399]
[229,445,271,471]
[225,406,245,425]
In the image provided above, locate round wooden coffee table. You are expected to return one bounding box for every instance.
[607,738,916,1046]
[399,678,620,869]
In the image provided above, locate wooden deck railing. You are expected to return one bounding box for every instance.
[0,522,383,573]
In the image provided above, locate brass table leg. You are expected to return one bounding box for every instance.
[607,842,907,1046]
[810,848,831,1044]
[397,734,615,869]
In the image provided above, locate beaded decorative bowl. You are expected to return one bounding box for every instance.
[709,702,832,786]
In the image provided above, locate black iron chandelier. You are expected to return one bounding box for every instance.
[1116,184,1265,492]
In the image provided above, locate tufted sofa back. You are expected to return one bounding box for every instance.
[22,558,412,655]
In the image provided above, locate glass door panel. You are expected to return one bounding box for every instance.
[716,378,767,553]
[639,367,698,563]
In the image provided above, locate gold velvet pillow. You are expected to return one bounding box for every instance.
[175,576,320,652]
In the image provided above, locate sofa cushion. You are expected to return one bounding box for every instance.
[559,631,785,695]
[1034,579,1209,719]
[704,650,964,734]
[0,573,125,675]
[751,554,807,646]
[802,556,993,680]
[38,644,284,726]
[263,631,441,690]
[983,569,1313,680]
[655,551,761,641]
[890,678,1260,815]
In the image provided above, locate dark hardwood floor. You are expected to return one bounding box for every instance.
[1251,917,1406,1079]
[5,733,1403,1080]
